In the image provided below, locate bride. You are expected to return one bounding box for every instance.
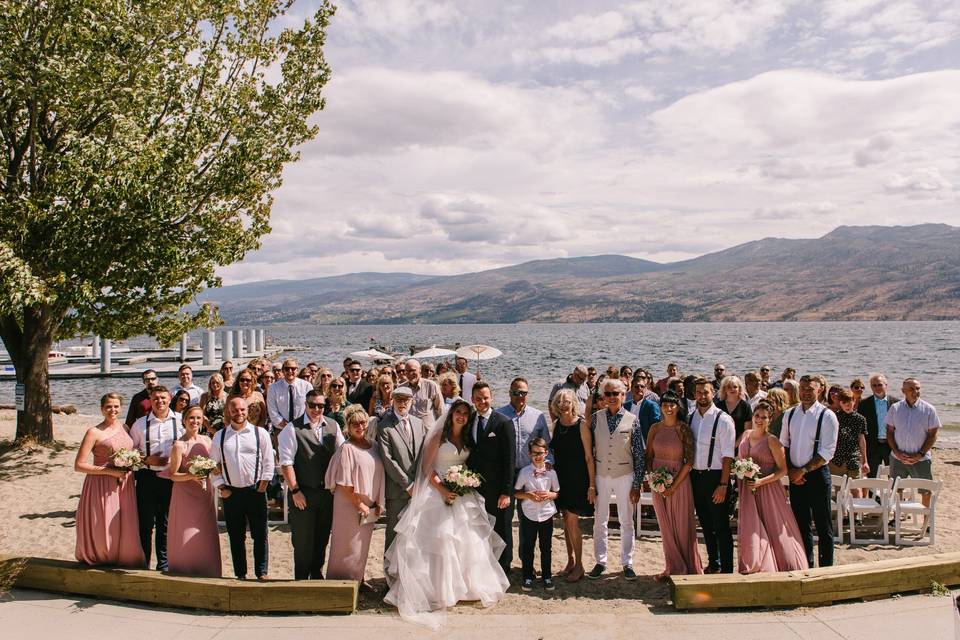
[384,399,509,627]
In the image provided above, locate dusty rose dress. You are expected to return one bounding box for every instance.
[650,426,703,576]
[167,438,221,577]
[75,428,146,567]
[325,441,385,581]
[736,431,809,573]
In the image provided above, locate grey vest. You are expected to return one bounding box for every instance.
[293,420,337,489]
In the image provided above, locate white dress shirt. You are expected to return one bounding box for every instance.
[211,423,275,488]
[277,416,345,467]
[690,404,736,471]
[747,390,768,410]
[457,370,477,403]
[171,384,202,406]
[885,398,941,460]
[779,402,839,468]
[514,464,559,522]
[266,378,314,429]
[130,412,184,471]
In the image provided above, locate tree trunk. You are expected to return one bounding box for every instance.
[0,306,57,444]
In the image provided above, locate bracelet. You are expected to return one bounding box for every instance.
[588,486,596,491]
[290,486,301,495]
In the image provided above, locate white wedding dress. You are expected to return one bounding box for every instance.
[384,440,509,628]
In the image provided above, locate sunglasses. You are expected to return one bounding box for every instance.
[531,450,548,457]
[238,377,253,383]
[282,366,297,371]
[511,390,528,397]
[852,385,864,390]
[143,377,158,382]
[307,402,326,409]
[603,391,621,397]
[329,383,344,389]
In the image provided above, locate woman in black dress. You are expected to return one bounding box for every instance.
[714,375,753,443]
[550,388,595,583]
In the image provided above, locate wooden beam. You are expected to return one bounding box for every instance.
[671,551,960,610]
[3,556,357,614]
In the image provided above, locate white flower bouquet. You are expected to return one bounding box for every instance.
[646,466,674,493]
[733,457,762,492]
[111,448,144,472]
[188,455,218,490]
[441,464,483,504]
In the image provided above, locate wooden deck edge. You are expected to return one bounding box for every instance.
[2,555,357,614]
[671,551,960,610]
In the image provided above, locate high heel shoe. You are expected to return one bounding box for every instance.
[565,566,584,582]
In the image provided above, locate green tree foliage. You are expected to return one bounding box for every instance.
[0,0,334,443]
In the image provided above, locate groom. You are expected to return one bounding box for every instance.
[467,381,516,574]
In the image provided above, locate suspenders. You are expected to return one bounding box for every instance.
[144,415,172,459]
[706,413,721,468]
[219,426,261,488]
[787,406,826,468]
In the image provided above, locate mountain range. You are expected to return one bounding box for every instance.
[201,224,960,323]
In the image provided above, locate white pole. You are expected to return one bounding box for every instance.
[233,330,244,360]
[91,335,100,359]
[222,330,234,365]
[179,335,188,362]
[100,338,112,374]
[246,329,257,355]
[202,330,215,366]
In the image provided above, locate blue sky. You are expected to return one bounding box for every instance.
[221,0,960,284]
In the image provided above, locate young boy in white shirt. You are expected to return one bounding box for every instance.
[514,437,560,591]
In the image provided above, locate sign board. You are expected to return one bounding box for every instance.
[15,383,25,411]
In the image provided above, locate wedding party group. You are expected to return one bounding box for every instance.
[72,354,941,625]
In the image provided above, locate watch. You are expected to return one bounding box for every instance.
[290,486,301,495]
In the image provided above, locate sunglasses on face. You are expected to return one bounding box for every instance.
[239,377,253,383]
[511,390,528,397]
[143,376,158,383]
[852,385,864,390]
[531,450,548,457]
[307,402,326,409]
[603,391,621,397]
[282,366,297,371]
[329,383,344,389]
[349,368,362,373]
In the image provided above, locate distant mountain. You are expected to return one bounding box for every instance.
[207,224,960,323]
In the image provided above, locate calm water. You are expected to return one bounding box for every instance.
[2,322,958,427]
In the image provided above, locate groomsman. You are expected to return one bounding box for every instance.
[125,369,158,427]
[781,375,839,568]
[130,386,183,571]
[859,373,897,477]
[454,356,477,402]
[170,364,202,406]
[267,359,314,432]
[587,379,644,581]
[278,390,344,580]
[345,360,374,409]
[377,386,427,565]
[212,397,276,580]
[689,377,736,574]
[467,381,516,574]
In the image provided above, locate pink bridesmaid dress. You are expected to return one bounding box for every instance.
[650,426,703,576]
[325,441,385,581]
[75,429,146,567]
[166,439,222,577]
[736,431,809,573]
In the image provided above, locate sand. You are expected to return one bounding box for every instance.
[1,409,956,617]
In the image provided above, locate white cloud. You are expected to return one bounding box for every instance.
[854,132,896,166]
[623,84,660,102]
[544,10,630,43]
[333,0,460,39]
[884,167,953,193]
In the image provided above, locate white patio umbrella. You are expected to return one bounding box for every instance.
[350,348,395,361]
[455,344,502,377]
[411,345,457,360]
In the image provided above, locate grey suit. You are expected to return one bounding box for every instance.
[376,409,427,560]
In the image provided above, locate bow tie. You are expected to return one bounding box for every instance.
[533,468,548,477]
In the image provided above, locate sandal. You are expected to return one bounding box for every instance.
[565,566,584,582]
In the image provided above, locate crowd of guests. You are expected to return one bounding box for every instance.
[74,356,942,597]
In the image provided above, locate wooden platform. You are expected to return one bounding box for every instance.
[670,551,960,609]
[1,555,357,613]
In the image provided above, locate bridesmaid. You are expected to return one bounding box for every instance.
[325,406,384,586]
[74,393,146,567]
[645,391,702,579]
[736,400,809,574]
[166,406,221,577]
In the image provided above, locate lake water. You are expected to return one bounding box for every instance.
[2,321,958,430]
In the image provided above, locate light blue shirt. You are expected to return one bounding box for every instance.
[497,403,551,470]
[874,396,890,440]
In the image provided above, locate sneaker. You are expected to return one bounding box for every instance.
[543,577,556,591]
[623,567,637,581]
[587,563,606,579]
[522,578,534,591]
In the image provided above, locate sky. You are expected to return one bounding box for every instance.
[219,0,960,284]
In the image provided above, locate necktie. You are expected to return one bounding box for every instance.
[477,415,486,440]
[288,384,295,421]
[401,418,411,446]
[459,374,464,392]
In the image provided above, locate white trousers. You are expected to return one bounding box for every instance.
[593,473,635,567]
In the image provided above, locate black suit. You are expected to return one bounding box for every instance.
[858,395,898,477]
[346,379,374,410]
[467,411,516,572]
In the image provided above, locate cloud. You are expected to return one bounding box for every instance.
[333,0,460,39]
[544,10,630,43]
[854,132,896,166]
[623,84,660,102]
[884,167,953,193]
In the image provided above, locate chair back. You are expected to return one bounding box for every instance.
[846,477,893,507]
[892,477,942,509]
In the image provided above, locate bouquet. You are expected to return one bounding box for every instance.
[111,448,144,472]
[441,465,483,505]
[733,458,762,493]
[187,455,218,490]
[646,466,674,494]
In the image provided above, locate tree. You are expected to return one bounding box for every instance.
[0,0,334,443]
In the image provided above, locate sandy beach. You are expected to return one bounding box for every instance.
[1,409,956,618]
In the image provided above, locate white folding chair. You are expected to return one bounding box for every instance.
[830,474,848,543]
[636,490,660,537]
[892,477,941,546]
[845,478,892,545]
[876,462,889,480]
